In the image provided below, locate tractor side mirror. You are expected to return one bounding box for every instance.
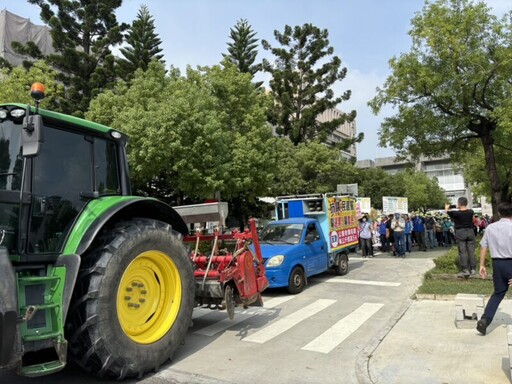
[22,114,44,157]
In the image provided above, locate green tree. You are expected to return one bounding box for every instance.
[222,18,261,76]
[262,23,357,146]
[463,98,512,202]
[400,170,447,212]
[25,0,127,115]
[369,0,512,218]
[269,139,357,196]
[87,62,275,227]
[356,168,406,210]
[118,4,164,82]
[0,60,64,108]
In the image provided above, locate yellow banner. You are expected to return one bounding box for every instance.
[327,196,358,250]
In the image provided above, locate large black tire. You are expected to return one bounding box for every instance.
[287,266,306,294]
[65,219,194,379]
[334,252,349,276]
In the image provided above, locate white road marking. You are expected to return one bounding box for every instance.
[194,296,295,336]
[243,299,336,344]
[325,278,401,287]
[301,303,384,353]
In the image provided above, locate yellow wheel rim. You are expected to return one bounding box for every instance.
[116,250,182,344]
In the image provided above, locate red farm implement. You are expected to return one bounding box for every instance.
[183,218,269,319]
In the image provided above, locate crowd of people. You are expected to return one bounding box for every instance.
[358,208,492,260]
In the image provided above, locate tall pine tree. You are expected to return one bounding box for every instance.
[262,24,356,146]
[118,4,164,81]
[25,0,127,115]
[222,19,260,76]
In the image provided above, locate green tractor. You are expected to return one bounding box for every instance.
[0,84,195,379]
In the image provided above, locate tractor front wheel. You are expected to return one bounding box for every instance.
[66,219,194,379]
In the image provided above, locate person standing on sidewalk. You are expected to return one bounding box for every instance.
[404,215,413,253]
[412,213,427,252]
[424,213,437,249]
[379,216,388,252]
[391,213,406,257]
[359,215,373,258]
[445,197,477,277]
[476,202,512,335]
[441,216,453,247]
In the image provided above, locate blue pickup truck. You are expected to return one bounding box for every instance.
[259,194,358,294]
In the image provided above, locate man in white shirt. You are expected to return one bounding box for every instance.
[477,202,512,335]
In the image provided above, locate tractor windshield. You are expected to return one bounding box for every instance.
[259,223,304,245]
[0,120,22,254]
[0,120,23,190]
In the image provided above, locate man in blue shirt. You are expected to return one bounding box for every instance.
[476,202,512,335]
[412,213,427,252]
[379,216,388,252]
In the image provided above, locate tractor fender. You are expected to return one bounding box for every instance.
[63,197,188,256]
[0,247,19,368]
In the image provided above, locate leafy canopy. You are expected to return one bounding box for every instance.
[87,61,274,204]
[0,60,64,109]
[269,139,358,196]
[369,0,512,214]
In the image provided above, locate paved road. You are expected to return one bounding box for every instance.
[1,249,442,384]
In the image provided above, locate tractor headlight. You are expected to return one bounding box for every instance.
[10,108,26,119]
[266,255,285,267]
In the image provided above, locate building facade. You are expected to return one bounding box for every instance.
[317,108,357,160]
[355,156,471,206]
[0,9,54,66]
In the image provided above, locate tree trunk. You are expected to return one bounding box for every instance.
[480,131,502,220]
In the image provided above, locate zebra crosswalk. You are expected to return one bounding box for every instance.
[301,302,384,353]
[191,281,387,354]
[193,296,295,336]
[243,299,336,344]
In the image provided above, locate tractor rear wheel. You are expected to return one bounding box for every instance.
[66,219,194,379]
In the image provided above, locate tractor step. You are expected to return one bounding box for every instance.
[22,331,62,342]
[18,359,66,377]
[17,270,65,344]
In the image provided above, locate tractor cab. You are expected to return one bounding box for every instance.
[0,87,126,262]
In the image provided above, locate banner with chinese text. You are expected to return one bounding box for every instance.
[327,196,359,251]
[382,196,408,214]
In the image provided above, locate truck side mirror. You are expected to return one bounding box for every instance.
[22,114,43,157]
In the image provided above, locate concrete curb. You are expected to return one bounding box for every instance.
[355,297,414,384]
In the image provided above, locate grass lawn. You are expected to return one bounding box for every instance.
[416,245,504,296]
[417,277,495,295]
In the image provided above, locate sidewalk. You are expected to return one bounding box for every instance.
[360,298,512,384]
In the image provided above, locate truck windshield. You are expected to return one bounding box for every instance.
[259,223,304,245]
[0,120,22,254]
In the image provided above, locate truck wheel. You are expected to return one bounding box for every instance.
[334,253,349,276]
[66,219,194,379]
[287,266,305,294]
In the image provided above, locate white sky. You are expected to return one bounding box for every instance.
[1,0,510,160]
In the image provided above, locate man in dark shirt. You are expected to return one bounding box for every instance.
[445,197,476,277]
